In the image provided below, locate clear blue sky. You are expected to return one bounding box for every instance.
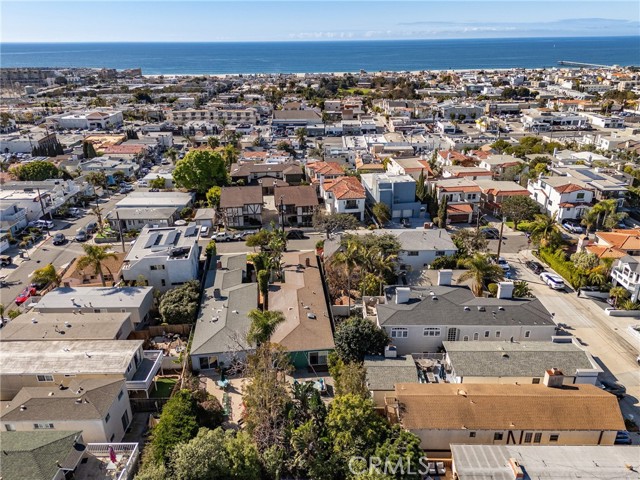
[2,1,639,42]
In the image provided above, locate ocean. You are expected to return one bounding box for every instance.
[1,37,639,75]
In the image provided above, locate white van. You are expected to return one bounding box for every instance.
[137,180,149,187]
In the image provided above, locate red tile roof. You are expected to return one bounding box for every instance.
[554,183,592,194]
[323,176,365,200]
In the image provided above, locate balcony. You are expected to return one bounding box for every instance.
[75,443,139,480]
[125,350,163,395]
[611,268,639,292]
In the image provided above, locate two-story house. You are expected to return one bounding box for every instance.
[120,224,200,292]
[274,185,318,227]
[360,173,421,220]
[610,255,640,302]
[321,176,366,222]
[475,179,531,215]
[429,178,482,223]
[527,176,594,221]
[219,186,263,227]
[305,161,345,190]
[478,154,526,178]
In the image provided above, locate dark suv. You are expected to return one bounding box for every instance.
[525,260,544,274]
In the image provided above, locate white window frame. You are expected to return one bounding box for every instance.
[34,423,54,430]
[423,328,441,337]
[36,374,54,382]
[390,328,408,339]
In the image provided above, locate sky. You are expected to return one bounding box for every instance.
[2,1,639,43]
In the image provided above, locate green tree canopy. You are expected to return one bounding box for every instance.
[328,354,369,398]
[247,309,285,345]
[500,195,540,229]
[205,186,222,208]
[149,177,166,189]
[76,244,117,287]
[312,210,360,239]
[159,280,200,324]
[172,150,229,194]
[457,253,505,297]
[10,160,60,181]
[31,263,60,288]
[333,316,389,362]
[372,202,391,225]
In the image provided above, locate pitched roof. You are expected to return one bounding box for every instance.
[323,176,366,200]
[377,286,554,328]
[219,186,263,208]
[0,431,85,480]
[554,183,591,193]
[443,340,599,378]
[364,355,419,391]
[269,252,334,352]
[274,185,318,207]
[596,229,640,251]
[307,161,344,177]
[1,378,125,422]
[393,383,624,431]
[585,244,627,259]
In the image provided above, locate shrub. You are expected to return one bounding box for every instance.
[7,310,20,320]
[159,280,201,324]
[537,247,584,288]
[205,240,217,258]
[487,283,498,297]
[430,255,458,270]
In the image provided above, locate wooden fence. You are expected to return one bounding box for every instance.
[128,324,192,340]
[130,397,170,413]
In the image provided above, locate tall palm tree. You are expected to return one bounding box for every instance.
[457,254,505,297]
[332,239,362,312]
[530,214,561,248]
[362,247,398,295]
[166,147,178,163]
[247,309,285,346]
[609,286,630,307]
[580,208,599,238]
[76,244,118,287]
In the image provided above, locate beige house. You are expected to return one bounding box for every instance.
[60,253,126,288]
[1,378,132,443]
[386,373,624,451]
[0,340,162,401]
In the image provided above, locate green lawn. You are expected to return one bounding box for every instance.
[151,378,177,398]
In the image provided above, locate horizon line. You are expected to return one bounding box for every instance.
[3,34,640,44]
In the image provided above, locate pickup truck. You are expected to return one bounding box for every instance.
[213,231,235,242]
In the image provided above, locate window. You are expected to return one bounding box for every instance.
[121,411,130,431]
[435,251,445,257]
[150,265,165,271]
[5,424,15,432]
[161,279,166,287]
[93,309,101,313]
[36,374,53,382]
[576,192,585,200]
[484,331,490,338]
[534,433,542,443]
[495,331,501,338]
[463,336,469,341]
[494,432,503,441]
[532,378,541,384]
[469,432,476,438]
[524,432,533,443]
[105,413,111,423]
[473,333,479,341]
[407,251,419,256]
[34,423,54,430]
[524,330,531,338]
[423,328,441,337]
[391,328,408,339]
[550,434,559,442]
[308,351,329,366]
[118,390,124,401]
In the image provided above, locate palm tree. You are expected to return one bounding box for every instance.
[31,263,61,289]
[247,309,285,346]
[332,239,362,312]
[166,147,178,163]
[513,280,533,298]
[457,254,505,297]
[609,286,630,307]
[580,208,599,238]
[530,214,561,248]
[295,128,307,149]
[76,244,118,287]
[91,205,104,234]
[206,137,220,150]
[362,247,398,295]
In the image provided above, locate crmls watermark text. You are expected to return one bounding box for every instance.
[348,456,431,476]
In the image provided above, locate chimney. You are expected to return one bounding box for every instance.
[508,458,525,479]
[384,345,397,358]
[395,287,411,304]
[497,282,514,299]
[543,368,565,388]
[437,269,453,286]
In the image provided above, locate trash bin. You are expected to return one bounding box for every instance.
[19,252,24,259]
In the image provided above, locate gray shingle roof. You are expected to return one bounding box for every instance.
[377,286,554,327]
[443,341,599,378]
[0,431,85,480]
[364,355,418,391]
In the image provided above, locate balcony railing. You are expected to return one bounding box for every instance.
[125,350,163,392]
[612,268,639,291]
[79,443,139,480]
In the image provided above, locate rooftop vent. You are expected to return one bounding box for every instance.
[498,306,505,311]
[477,306,486,312]
[464,306,471,311]
[20,405,26,411]
[307,313,316,319]
[395,287,411,304]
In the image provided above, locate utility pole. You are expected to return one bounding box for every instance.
[279,195,285,233]
[496,216,506,259]
[115,211,126,253]
[35,188,51,236]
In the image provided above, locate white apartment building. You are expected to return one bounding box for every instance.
[57,110,123,130]
[120,224,200,292]
[0,180,83,221]
[168,107,258,125]
[0,132,59,154]
[527,176,594,221]
[610,256,640,303]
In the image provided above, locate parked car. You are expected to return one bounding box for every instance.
[200,226,211,238]
[137,180,149,187]
[615,431,633,445]
[525,260,544,274]
[213,231,235,242]
[15,285,37,305]
[600,380,626,399]
[52,233,66,245]
[496,257,510,272]
[480,227,500,239]
[0,255,12,267]
[75,229,88,242]
[286,229,307,240]
[540,272,565,290]
[149,188,160,192]
[68,207,83,217]
[85,222,98,234]
[401,218,411,228]
[562,221,584,234]
[35,219,54,229]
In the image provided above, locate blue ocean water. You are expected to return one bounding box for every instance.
[1,37,639,74]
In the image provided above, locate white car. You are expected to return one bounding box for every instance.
[497,257,511,272]
[540,272,565,290]
[213,231,234,242]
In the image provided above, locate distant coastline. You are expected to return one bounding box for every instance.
[2,36,638,75]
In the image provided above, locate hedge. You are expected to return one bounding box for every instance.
[537,248,584,288]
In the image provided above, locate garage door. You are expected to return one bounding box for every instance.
[392,210,402,218]
[402,209,413,218]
